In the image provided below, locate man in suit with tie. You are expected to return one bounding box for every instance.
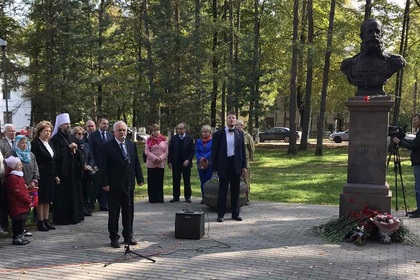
[168,122,195,203]
[99,121,144,248]
[0,124,16,156]
[212,112,247,222]
[89,118,114,211]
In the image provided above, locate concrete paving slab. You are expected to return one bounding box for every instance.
[0,197,419,280]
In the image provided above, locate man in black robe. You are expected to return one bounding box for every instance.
[50,113,85,225]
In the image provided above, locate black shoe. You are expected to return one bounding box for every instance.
[44,220,56,230]
[100,207,109,211]
[111,239,120,248]
[185,198,192,203]
[37,221,49,232]
[200,200,205,204]
[407,209,420,215]
[169,198,180,203]
[124,238,138,245]
[232,216,243,221]
[409,212,420,218]
[217,217,224,222]
[20,235,30,244]
[12,237,27,245]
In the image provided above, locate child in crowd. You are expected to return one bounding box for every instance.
[5,156,32,245]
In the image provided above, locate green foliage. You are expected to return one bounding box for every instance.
[2,0,419,136]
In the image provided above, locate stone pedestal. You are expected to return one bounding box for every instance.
[339,96,394,217]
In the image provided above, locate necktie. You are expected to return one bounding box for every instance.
[120,142,129,162]
[101,132,106,143]
[11,140,14,147]
[228,128,234,132]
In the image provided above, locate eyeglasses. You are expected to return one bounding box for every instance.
[76,133,83,135]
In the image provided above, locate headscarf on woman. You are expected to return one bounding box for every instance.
[147,133,167,148]
[14,135,32,163]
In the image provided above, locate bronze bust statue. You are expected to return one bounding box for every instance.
[341,18,406,96]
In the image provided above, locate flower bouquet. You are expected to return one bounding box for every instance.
[312,204,420,246]
[370,214,400,244]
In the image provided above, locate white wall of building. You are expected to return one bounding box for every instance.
[0,77,31,130]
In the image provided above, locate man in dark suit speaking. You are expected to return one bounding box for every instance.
[99,121,144,248]
[212,112,247,222]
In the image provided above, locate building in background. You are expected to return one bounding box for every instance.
[0,76,31,135]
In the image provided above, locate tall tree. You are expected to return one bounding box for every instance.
[287,0,299,155]
[299,0,313,150]
[315,0,336,156]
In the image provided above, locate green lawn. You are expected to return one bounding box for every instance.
[135,143,417,209]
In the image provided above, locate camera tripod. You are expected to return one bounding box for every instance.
[387,143,408,216]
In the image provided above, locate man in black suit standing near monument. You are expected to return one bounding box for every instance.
[168,122,195,203]
[212,112,247,222]
[89,117,114,211]
[99,121,144,248]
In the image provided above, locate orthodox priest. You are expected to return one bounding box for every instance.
[50,113,85,225]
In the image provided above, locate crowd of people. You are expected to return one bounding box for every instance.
[0,111,255,247]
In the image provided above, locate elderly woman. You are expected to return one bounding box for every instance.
[145,123,168,203]
[195,125,213,204]
[73,126,96,216]
[30,121,59,231]
[6,135,41,232]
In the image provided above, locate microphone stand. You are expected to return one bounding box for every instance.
[104,138,155,267]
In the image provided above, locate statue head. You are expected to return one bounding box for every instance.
[360,18,384,55]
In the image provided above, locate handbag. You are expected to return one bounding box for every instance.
[28,189,39,208]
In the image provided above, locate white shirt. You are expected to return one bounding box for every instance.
[41,139,54,158]
[225,127,235,157]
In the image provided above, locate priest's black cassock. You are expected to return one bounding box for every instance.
[51,131,85,225]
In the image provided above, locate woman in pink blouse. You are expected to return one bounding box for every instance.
[145,124,168,203]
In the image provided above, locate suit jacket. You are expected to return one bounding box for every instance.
[211,128,246,178]
[168,134,195,168]
[99,139,144,191]
[0,138,12,158]
[31,137,57,178]
[89,130,114,164]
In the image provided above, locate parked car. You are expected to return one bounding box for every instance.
[329,130,349,143]
[329,130,414,143]
[137,133,150,143]
[257,127,302,143]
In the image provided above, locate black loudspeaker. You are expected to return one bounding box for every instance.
[175,211,205,239]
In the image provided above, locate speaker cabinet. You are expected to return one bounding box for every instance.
[175,211,205,239]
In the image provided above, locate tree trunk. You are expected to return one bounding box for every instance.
[300,0,313,150]
[315,0,336,156]
[287,0,299,155]
[392,0,410,125]
[210,0,219,128]
[364,0,372,20]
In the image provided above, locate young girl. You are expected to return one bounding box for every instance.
[5,156,32,245]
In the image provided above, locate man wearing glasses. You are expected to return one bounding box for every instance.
[168,122,195,203]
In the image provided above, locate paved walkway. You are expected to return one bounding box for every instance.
[0,198,419,280]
